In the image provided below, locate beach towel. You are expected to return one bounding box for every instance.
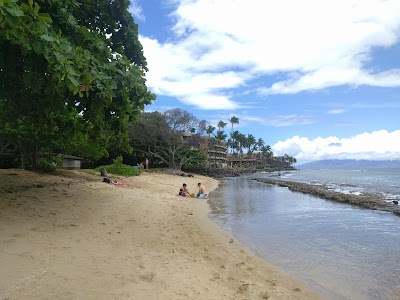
[196,193,208,198]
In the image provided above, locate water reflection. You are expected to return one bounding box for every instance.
[209,177,400,300]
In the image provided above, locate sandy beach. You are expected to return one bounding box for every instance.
[0,169,321,299]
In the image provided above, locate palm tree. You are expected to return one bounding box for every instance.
[217,120,227,135]
[228,117,239,154]
[229,116,239,135]
[260,145,273,167]
[206,125,215,139]
[257,138,264,150]
[236,133,246,167]
[246,134,256,156]
[230,130,240,155]
[215,131,227,143]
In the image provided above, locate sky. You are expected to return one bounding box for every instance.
[128,0,400,164]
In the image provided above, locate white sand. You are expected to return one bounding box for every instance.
[0,170,322,299]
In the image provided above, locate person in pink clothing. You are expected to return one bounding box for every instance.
[182,183,193,197]
[145,157,149,169]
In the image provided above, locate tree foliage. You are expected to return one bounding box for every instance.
[229,116,239,134]
[0,0,155,170]
[129,110,208,170]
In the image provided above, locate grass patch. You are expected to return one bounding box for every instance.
[79,169,99,176]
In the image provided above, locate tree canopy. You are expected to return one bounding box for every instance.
[129,109,207,170]
[0,0,155,169]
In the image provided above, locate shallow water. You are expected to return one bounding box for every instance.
[208,177,400,300]
[278,169,400,199]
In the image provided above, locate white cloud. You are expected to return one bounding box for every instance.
[140,0,400,109]
[272,130,400,161]
[241,115,317,127]
[328,109,347,114]
[259,68,400,95]
[140,36,247,109]
[129,1,146,22]
[182,94,240,110]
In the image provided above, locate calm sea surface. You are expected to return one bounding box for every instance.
[208,169,400,300]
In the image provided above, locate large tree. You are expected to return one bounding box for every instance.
[0,0,155,169]
[164,108,205,134]
[129,110,208,170]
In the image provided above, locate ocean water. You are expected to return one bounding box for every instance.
[208,170,400,300]
[276,169,400,201]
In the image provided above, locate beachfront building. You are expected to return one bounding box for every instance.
[207,142,228,167]
[181,132,294,170]
[227,155,253,168]
[226,154,294,170]
[181,133,228,167]
[0,142,83,169]
[61,155,83,169]
[227,155,262,169]
[0,141,19,168]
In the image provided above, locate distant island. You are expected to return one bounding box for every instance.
[297,159,400,169]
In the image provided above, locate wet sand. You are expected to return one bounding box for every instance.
[0,169,321,299]
[254,177,400,216]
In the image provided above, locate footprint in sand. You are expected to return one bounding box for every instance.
[139,272,156,283]
[211,272,220,281]
[237,283,250,293]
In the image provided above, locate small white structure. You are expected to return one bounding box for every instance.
[61,155,82,169]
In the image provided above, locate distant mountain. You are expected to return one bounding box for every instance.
[297,159,400,169]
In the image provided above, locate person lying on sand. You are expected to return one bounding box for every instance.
[103,177,125,186]
[196,182,208,198]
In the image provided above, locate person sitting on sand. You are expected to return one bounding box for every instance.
[182,183,193,197]
[178,188,184,196]
[196,182,208,198]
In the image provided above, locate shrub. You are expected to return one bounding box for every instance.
[38,156,62,172]
[21,154,62,172]
[96,156,140,176]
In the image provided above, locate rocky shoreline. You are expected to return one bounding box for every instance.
[186,168,253,178]
[253,177,400,216]
[188,167,295,179]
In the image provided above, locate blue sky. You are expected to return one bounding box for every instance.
[129,0,400,164]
